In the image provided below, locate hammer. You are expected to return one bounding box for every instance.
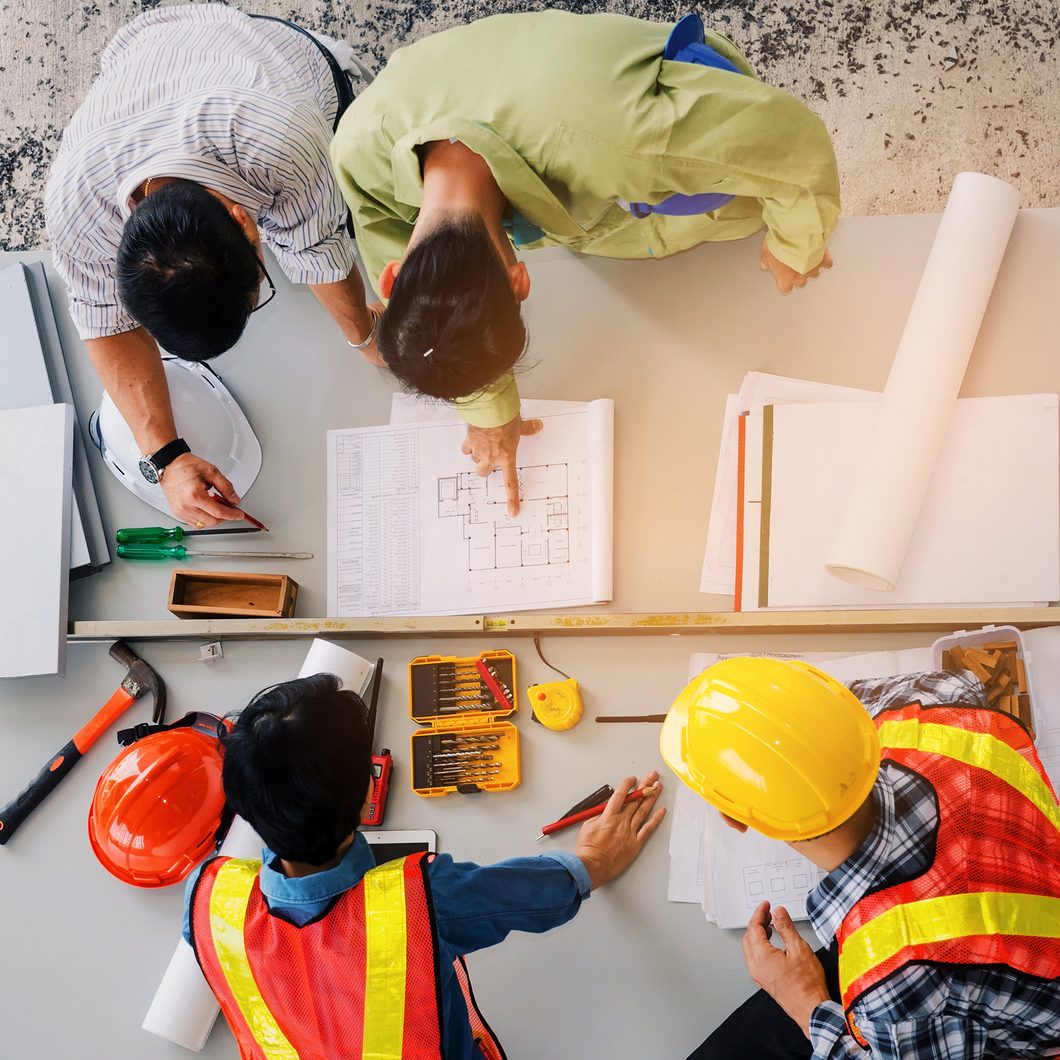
[0,641,166,845]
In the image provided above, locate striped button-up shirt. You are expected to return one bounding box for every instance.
[45,4,357,340]
[807,671,1060,1059]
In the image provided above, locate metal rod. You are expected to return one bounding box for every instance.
[595,714,668,723]
[184,550,314,559]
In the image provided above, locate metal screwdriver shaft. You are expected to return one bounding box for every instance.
[117,544,313,561]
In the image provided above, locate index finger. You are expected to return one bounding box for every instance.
[199,490,243,522]
[741,901,773,961]
[631,778,663,826]
[503,458,521,518]
[205,469,240,507]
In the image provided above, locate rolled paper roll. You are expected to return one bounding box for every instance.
[827,172,1020,591]
[142,640,376,1050]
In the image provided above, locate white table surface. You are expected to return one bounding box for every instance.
[2,209,1060,1060]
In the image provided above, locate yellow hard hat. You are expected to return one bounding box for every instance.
[660,657,880,841]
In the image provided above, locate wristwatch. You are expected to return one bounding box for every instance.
[138,437,191,484]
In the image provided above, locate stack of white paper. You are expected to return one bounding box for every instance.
[0,404,75,678]
[1,262,109,579]
[700,373,877,596]
[736,394,1059,610]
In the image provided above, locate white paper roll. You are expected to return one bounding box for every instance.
[826,172,1020,591]
[297,638,375,696]
[142,640,377,1050]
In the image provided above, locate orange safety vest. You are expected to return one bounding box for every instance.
[190,852,506,1060]
[836,703,1060,1048]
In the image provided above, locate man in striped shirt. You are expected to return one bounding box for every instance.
[46,5,379,526]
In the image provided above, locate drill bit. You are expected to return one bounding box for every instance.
[427,751,495,763]
[438,735,501,747]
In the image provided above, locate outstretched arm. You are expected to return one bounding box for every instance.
[85,329,242,525]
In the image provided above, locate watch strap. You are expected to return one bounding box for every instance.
[148,437,191,471]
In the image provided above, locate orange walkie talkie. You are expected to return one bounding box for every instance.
[363,658,392,827]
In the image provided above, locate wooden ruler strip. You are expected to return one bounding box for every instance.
[69,609,1060,641]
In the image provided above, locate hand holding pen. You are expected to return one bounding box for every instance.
[570,772,665,891]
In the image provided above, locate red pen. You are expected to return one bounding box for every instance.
[236,509,269,533]
[535,783,658,841]
[205,490,269,532]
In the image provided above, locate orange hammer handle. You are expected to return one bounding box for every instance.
[0,685,140,845]
[73,686,137,754]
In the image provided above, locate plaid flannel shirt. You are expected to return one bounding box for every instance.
[806,671,1060,1060]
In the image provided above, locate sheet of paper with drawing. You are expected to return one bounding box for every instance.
[327,401,613,616]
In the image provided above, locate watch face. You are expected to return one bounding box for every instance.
[138,457,160,485]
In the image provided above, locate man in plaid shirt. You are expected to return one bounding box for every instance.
[663,664,1060,1060]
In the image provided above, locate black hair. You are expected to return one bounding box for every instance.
[221,673,373,865]
[116,181,261,360]
[377,213,528,400]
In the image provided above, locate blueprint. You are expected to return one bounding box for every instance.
[437,465,571,572]
[327,401,613,616]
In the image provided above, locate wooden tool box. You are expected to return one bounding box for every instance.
[167,570,298,619]
[408,650,520,796]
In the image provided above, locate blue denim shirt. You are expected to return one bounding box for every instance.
[184,834,592,1058]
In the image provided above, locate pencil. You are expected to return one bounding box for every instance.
[535,783,658,840]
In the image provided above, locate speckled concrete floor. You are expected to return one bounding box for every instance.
[2,1,1058,250]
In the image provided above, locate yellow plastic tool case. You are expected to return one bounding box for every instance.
[408,650,521,796]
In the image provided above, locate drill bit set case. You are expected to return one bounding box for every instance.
[408,650,521,797]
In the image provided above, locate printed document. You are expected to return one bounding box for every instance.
[327,401,613,616]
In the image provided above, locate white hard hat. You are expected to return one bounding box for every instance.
[89,358,262,520]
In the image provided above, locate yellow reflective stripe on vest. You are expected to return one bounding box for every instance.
[840,891,1060,994]
[209,859,300,1059]
[362,858,409,1059]
[877,718,1060,833]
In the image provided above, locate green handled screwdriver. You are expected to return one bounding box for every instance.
[116,544,313,561]
[116,525,260,543]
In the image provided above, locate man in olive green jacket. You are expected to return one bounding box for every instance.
[331,11,840,513]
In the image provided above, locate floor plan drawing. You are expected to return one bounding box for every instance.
[740,859,826,911]
[437,464,571,572]
[327,401,613,616]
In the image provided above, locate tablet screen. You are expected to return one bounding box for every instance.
[362,829,437,866]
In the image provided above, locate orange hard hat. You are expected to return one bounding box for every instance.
[88,714,228,888]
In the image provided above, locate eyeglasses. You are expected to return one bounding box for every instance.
[250,254,276,314]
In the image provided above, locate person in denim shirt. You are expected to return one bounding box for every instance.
[183,673,664,1058]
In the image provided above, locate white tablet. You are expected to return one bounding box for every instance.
[362,829,437,865]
